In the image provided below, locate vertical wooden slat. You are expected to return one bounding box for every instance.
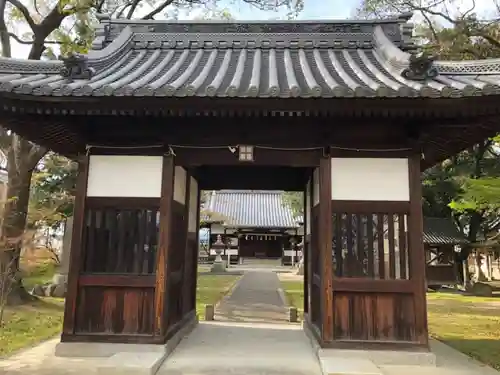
[303,187,309,313]
[388,215,396,279]
[319,157,333,343]
[408,154,429,346]
[107,209,118,273]
[333,213,343,277]
[345,213,353,276]
[147,209,157,274]
[356,214,364,277]
[367,214,374,277]
[182,173,191,315]
[154,155,174,337]
[398,214,407,279]
[84,209,96,272]
[62,154,89,337]
[136,209,146,274]
[376,214,385,279]
[116,211,126,273]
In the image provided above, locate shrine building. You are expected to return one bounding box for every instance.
[0,13,499,350]
[202,190,303,265]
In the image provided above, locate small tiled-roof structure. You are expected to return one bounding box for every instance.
[1,13,500,98]
[423,217,468,245]
[204,190,299,229]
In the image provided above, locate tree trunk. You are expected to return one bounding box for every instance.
[0,135,46,305]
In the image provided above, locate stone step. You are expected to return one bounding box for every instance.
[241,257,282,266]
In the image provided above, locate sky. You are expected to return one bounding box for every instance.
[8,0,498,59]
[10,0,358,58]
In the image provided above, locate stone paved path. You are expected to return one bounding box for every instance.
[157,321,322,375]
[214,271,289,323]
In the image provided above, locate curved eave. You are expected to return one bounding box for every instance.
[2,94,500,119]
[0,25,500,102]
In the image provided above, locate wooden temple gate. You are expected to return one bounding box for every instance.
[0,14,499,351]
[58,144,428,349]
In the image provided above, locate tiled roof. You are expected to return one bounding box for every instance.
[204,190,299,228]
[1,15,500,98]
[423,217,468,245]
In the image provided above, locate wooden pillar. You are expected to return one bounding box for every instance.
[191,184,201,310]
[319,156,333,343]
[181,173,191,314]
[303,187,309,314]
[408,153,429,346]
[62,155,89,336]
[155,155,174,338]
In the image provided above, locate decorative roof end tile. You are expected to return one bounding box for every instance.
[59,53,95,80]
[402,51,438,81]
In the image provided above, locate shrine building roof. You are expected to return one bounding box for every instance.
[1,13,500,99]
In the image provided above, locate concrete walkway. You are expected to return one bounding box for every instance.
[215,271,289,323]
[157,321,322,375]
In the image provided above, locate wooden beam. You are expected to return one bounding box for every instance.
[303,187,309,314]
[408,153,429,346]
[182,172,191,315]
[319,156,333,343]
[78,274,155,288]
[192,182,201,311]
[62,155,89,337]
[154,155,175,337]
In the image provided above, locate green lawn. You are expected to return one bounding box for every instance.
[1,263,240,358]
[1,259,63,358]
[0,298,65,357]
[196,274,240,319]
[280,280,500,370]
[280,280,304,319]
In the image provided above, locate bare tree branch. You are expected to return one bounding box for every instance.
[142,0,175,19]
[6,0,37,32]
[0,0,11,57]
[126,0,142,19]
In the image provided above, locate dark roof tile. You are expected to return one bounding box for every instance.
[0,16,499,98]
[204,190,298,228]
[423,217,468,245]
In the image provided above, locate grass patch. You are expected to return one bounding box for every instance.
[22,261,57,290]
[427,291,500,304]
[0,298,64,358]
[280,280,304,318]
[196,274,241,320]
[428,299,500,370]
[280,280,500,370]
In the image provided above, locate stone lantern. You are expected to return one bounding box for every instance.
[211,234,226,273]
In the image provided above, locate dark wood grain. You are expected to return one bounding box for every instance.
[62,155,89,337]
[74,286,155,335]
[319,157,333,343]
[407,154,429,346]
[155,155,174,337]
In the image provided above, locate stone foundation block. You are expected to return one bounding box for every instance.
[96,352,166,375]
[319,357,383,375]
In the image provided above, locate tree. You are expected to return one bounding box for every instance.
[356,0,500,283]
[0,0,306,304]
[283,191,303,218]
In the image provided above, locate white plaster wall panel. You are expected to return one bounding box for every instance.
[330,158,409,201]
[306,179,311,235]
[210,225,235,234]
[188,177,199,233]
[86,155,163,197]
[313,168,320,206]
[173,166,187,204]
